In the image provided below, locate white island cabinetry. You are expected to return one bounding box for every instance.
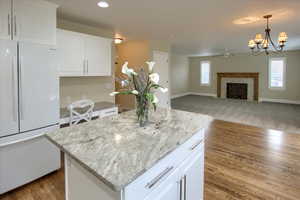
[65,129,204,200]
[46,109,212,200]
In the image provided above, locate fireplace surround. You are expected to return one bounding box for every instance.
[217,73,259,101]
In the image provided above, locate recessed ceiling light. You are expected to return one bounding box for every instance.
[97,1,109,8]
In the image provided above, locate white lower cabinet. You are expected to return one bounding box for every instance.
[178,148,205,200]
[143,169,180,200]
[64,129,205,200]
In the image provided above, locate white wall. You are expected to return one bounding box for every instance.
[189,51,300,101]
[170,54,190,97]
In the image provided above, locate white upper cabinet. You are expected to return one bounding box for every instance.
[0,0,57,45]
[84,35,112,76]
[13,0,57,45]
[57,29,85,76]
[0,0,11,40]
[57,29,112,77]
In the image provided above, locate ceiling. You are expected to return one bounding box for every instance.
[48,0,300,56]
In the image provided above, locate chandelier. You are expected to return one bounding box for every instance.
[248,15,288,55]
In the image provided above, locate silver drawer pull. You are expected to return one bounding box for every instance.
[183,175,187,200]
[104,111,116,114]
[190,140,203,151]
[146,166,174,189]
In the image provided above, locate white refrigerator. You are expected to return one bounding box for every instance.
[0,40,61,194]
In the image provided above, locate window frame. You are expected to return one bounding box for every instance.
[200,61,211,86]
[268,57,286,90]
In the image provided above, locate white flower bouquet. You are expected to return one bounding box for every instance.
[110,61,168,127]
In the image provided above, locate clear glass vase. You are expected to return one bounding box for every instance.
[136,96,149,127]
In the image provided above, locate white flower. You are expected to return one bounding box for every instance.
[121,62,129,74]
[127,68,137,76]
[121,80,129,87]
[121,62,137,76]
[146,61,155,72]
[131,90,139,95]
[160,87,168,93]
[152,95,159,104]
[149,73,160,84]
[110,92,119,96]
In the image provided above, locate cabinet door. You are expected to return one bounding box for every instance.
[180,149,205,200]
[143,169,180,200]
[57,29,85,76]
[13,0,57,45]
[0,40,19,137]
[19,42,59,132]
[84,36,111,76]
[0,0,11,40]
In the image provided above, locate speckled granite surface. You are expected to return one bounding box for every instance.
[46,108,213,191]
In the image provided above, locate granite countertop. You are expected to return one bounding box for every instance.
[46,108,213,191]
[60,101,117,118]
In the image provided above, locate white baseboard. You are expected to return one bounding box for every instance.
[190,92,217,98]
[171,92,218,99]
[171,93,191,99]
[259,98,300,105]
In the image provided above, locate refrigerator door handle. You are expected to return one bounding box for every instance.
[83,59,86,74]
[14,15,17,37]
[86,59,89,74]
[8,14,11,36]
[19,56,24,120]
[12,56,17,122]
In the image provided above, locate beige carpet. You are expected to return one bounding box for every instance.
[171,95,300,134]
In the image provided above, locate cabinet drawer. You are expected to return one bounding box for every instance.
[100,107,118,118]
[124,129,204,200]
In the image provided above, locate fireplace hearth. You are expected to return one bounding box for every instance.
[227,83,248,100]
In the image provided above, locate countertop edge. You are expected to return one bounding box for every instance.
[46,135,122,191]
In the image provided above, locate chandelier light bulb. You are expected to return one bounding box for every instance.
[278,32,288,43]
[248,40,256,49]
[254,34,263,44]
[262,39,269,49]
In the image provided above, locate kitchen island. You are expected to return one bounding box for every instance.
[46,108,213,200]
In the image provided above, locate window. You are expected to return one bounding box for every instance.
[200,61,210,85]
[269,57,286,89]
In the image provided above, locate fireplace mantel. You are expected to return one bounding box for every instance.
[217,72,259,101]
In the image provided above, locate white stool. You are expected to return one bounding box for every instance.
[67,100,95,126]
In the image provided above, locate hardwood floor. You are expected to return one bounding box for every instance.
[1,120,300,200]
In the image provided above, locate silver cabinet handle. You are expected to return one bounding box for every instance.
[86,60,89,73]
[14,15,17,37]
[146,166,174,189]
[190,139,203,151]
[11,56,16,121]
[19,56,24,120]
[104,110,117,114]
[83,60,86,74]
[179,177,183,200]
[183,175,187,200]
[8,14,11,36]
